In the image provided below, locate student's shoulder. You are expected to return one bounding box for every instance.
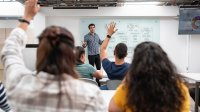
[84,63,95,68]
[83,64,95,70]
[178,81,188,92]
[102,58,112,63]
[102,58,113,66]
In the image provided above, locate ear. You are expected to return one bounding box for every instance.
[114,50,116,56]
[81,54,84,59]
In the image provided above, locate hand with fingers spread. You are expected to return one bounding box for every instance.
[18,0,40,30]
[100,22,118,61]
[81,41,87,48]
[24,0,40,21]
[107,22,118,37]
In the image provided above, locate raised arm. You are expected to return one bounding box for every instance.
[20,0,40,30]
[1,0,40,88]
[2,0,40,67]
[100,22,117,61]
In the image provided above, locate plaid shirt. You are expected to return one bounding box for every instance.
[1,28,107,112]
[84,33,102,55]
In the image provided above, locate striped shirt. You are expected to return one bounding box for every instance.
[0,82,11,112]
[84,33,103,55]
[1,28,107,112]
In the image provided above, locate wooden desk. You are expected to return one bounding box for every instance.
[181,73,200,112]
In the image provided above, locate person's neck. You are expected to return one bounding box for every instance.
[90,32,95,35]
[115,58,125,65]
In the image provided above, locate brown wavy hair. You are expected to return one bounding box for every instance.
[37,26,78,78]
[126,41,185,112]
[75,46,85,64]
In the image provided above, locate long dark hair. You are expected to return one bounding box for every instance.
[36,26,79,110]
[37,26,78,78]
[126,41,184,112]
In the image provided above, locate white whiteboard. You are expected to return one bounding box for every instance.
[80,19,160,62]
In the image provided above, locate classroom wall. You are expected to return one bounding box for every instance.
[1,5,200,73]
[0,2,45,38]
[46,17,189,73]
[0,2,23,17]
[46,17,81,45]
[29,13,46,43]
[0,14,46,43]
[41,5,178,17]
[0,3,46,80]
[189,35,200,72]
[159,19,188,72]
[44,6,193,73]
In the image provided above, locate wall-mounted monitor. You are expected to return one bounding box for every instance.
[179,6,200,35]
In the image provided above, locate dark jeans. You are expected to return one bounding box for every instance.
[88,54,101,70]
[88,54,101,86]
[100,85,108,90]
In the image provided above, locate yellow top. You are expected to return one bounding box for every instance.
[113,82,190,112]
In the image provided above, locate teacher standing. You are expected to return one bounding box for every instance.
[82,23,103,85]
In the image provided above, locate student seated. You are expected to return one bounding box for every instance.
[75,46,103,80]
[100,22,130,90]
[0,82,12,112]
[1,1,106,111]
[109,41,190,112]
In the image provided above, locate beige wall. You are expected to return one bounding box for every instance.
[0,28,13,81]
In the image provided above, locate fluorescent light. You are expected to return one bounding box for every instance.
[53,6,98,9]
[124,2,163,6]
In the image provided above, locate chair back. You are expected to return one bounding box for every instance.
[106,80,122,90]
[79,78,98,86]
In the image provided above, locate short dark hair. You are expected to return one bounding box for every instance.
[88,23,95,29]
[75,46,85,63]
[114,43,127,59]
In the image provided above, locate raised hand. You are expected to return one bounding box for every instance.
[82,41,87,48]
[107,22,118,37]
[24,0,40,21]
